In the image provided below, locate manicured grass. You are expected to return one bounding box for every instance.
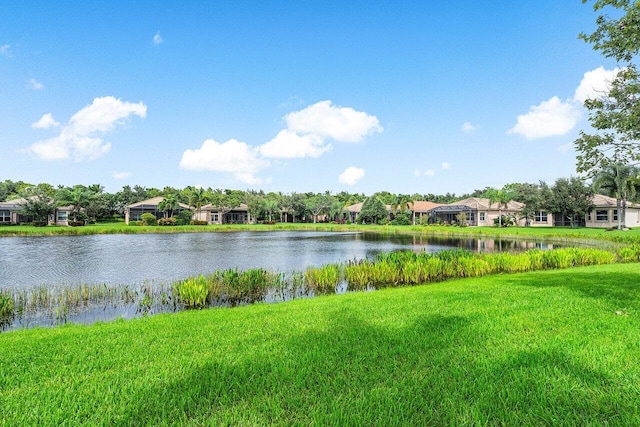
[2,263,639,425]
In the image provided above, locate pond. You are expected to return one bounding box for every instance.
[0,230,568,330]
[0,231,560,290]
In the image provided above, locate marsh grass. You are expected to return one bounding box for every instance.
[3,244,637,331]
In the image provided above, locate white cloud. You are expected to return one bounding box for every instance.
[413,169,421,177]
[338,167,365,186]
[574,66,620,104]
[441,162,451,170]
[0,44,10,57]
[424,169,435,177]
[285,100,383,142]
[259,129,331,159]
[28,78,44,90]
[179,138,270,184]
[32,113,59,129]
[461,121,478,133]
[153,31,163,45]
[508,96,581,140]
[113,171,132,179]
[27,96,147,161]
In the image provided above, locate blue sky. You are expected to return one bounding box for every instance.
[0,1,621,195]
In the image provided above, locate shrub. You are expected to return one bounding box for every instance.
[391,212,412,225]
[174,275,209,309]
[157,217,177,226]
[191,220,208,226]
[175,210,195,225]
[32,221,48,227]
[141,213,157,226]
[493,215,514,227]
[68,220,85,227]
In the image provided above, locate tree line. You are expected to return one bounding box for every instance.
[2,163,639,227]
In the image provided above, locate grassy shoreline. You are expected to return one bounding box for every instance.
[2,263,639,425]
[3,220,640,244]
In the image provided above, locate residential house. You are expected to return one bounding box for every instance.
[0,197,74,226]
[407,201,443,225]
[428,197,529,226]
[584,194,640,228]
[195,203,253,224]
[124,197,191,224]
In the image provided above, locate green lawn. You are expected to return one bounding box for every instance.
[2,263,639,425]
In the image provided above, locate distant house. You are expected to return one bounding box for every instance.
[428,197,529,226]
[407,201,443,225]
[584,194,640,228]
[0,197,74,226]
[344,202,395,223]
[124,197,191,224]
[195,203,253,224]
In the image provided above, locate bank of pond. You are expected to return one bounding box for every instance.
[2,245,639,331]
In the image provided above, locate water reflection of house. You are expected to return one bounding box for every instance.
[0,197,74,226]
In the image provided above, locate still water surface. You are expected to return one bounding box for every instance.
[0,231,559,290]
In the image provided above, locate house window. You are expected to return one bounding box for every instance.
[587,212,592,221]
[479,212,485,222]
[465,212,475,222]
[57,211,68,222]
[534,211,547,222]
[596,210,608,221]
[613,210,618,221]
[0,210,10,223]
[212,213,219,222]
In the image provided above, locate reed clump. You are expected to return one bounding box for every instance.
[174,275,209,309]
[0,291,15,324]
[305,264,341,295]
[342,247,618,290]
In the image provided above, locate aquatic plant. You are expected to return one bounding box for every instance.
[305,264,341,295]
[174,275,209,309]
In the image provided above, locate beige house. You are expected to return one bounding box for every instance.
[428,197,530,226]
[124,196,191,224]
[0,197,74,226]
[585,194,640,228]
[407,201,443,224]
[195,203,253,224]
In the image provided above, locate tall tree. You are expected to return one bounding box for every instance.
[18,188,55,223]
[55,186,93,221]
[158,194,179,218]
[543,177,594,227]
[575,1,640,176]
[593,164,640,229]
[358,196,388,224]
[485,187,514,227]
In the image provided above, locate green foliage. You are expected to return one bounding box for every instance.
[542,177,594,226]
[305,264,341,294]
[0,291,15,323]
[576,1,640,175]
[140,213,157,226]
[174,275,209,309]
[175,209,195,225]
[157,217,177,226]
[18,188,55,222]
[391,211,412,225]
[358,196,388,224]
[493,215,514,227]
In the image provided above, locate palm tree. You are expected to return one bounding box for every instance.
[593,164,640,229]
[187,187,209,219]
[55,186,93,221]
[486,188,513,227]
[158,194,179,218]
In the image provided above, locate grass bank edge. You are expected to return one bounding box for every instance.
[3,220,640,245]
